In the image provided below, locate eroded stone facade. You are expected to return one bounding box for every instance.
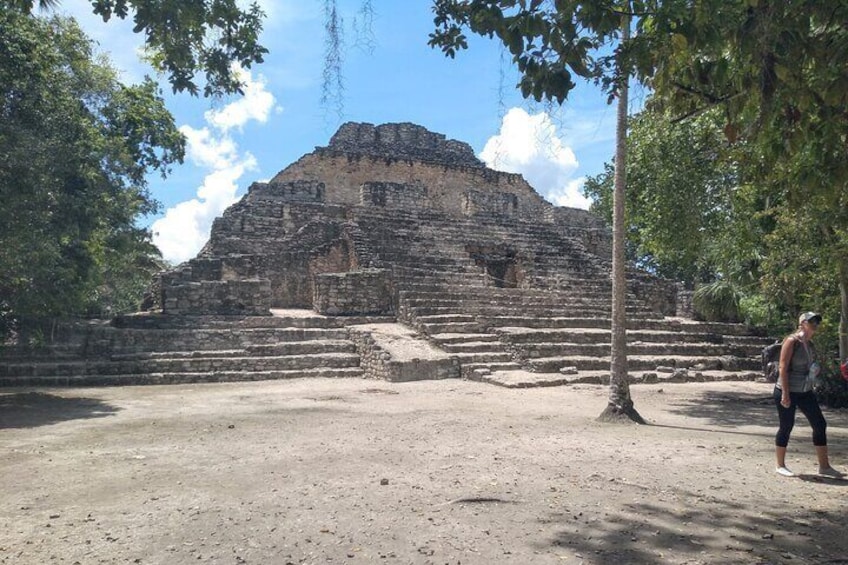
[146,121,657,317]
[2,122,769,387]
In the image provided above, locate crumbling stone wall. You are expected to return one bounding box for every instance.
[628,273,679,317]
[361,181,429,210]
[313,269,394,315]
[273,152,544,218]
[466,244,526,288]
[262,179,326,202]
[162,279,271,315]
[347,323,460,381]
[328,122,481,168]
[676,285,695,319]
[463,190,518,217]
[545,207,607,230]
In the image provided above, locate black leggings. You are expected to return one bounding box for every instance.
[773,388,827,447]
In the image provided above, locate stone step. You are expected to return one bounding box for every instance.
[490,318,609,331]
[440,341,505,353]
[676,320,763,337]
[471,368,762,388]
[1,352,361,377]
[0,366,366,387]
[404,299,614,312]
[480,311,666,327]
[516,341,761,359]
[429,333,501,344]
[246,340,357,356]
[419,321,482,334]
[0,345,84,360]
[400,296,646,308]
[402,298,655,314]
[414,314,478,324]
[87,327,354,353]
[399,287,613,301]
[408,304,658,319]
[111,313,394,330]
[107,349,246,360]
[366,228,594,248]
[498,328,764,345]
[489,317,744,332]
[451,351,514,364]
[103,340,358,360]
[372,252,477,264]
[526,355,760,373]
[459,361,523,379]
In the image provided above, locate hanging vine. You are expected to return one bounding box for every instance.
[352,0,376,53]
[321,0,345,121]
[321,0,377,122]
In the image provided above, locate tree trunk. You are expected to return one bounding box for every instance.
[839,257,848,361]
[599,13,644,424]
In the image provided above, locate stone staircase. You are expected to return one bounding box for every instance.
[0,311,391,387]
[498,321,765,373]
[343,206,767,382]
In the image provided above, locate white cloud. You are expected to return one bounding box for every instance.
[205,69,280,131]
[480,107,591,210]
[550,177,592,209]
[152,69,274,264]
[180,126,240,169]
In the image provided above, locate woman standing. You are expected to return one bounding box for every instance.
[774,312,843,477]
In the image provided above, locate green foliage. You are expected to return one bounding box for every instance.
[0,12,184,338]
[430,0,630,103]
[2,0,268,97]
[693,280,741,323]
[737,294,785,333]
[648,0,848,355]
[583,107,744,285]
[815,372,848,411]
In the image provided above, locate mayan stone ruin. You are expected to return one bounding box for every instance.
[0,122,770,387]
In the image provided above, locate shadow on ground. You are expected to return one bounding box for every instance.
[537,489,848,565]
[662,389,777,429]
[0,391,120,429]
[663,388,848,429]
[656,387,848,466]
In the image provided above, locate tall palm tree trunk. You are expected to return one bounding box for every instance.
[839,258,848,360]
[599,13,644,424]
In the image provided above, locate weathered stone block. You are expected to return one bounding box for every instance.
[313,269,394,316]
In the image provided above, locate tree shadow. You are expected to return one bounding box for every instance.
[661,389,777,429]
[537,490,848,564]
[654,387,848,469]
[0,392,120,429]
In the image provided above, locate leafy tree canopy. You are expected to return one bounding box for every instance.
[0,11,185,337]
[4,0,268,96]
[583,107,742,285]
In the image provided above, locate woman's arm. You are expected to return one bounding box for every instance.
[778,337,795,406]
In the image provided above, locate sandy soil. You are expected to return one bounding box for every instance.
[2,379,847,565]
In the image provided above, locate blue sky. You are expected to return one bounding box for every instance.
[62,0,645,263]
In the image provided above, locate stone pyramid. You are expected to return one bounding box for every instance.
[0,122,767,386]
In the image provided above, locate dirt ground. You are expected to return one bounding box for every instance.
[2,378,848,565]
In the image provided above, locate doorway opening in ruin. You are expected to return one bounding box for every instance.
[466,245,524,288]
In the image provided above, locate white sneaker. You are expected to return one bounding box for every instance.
[776,466,795,477]
[818,466,845,478]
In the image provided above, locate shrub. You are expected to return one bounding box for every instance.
[693,280,741,323]
[815,371,848,410]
